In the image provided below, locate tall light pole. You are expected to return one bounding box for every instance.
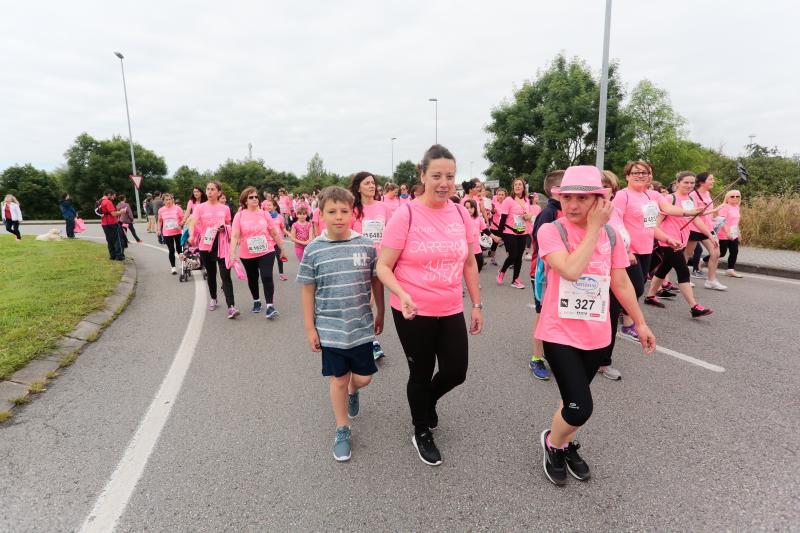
[428,98,438,144]
[391,137,397,179]
[114,51,142,220]
[594,0,612,170]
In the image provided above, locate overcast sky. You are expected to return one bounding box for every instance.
[2,1,798,183]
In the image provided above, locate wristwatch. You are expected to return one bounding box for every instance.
[472,303,483,309]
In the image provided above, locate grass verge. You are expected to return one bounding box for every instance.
[741,195,800,250]
[0,237,124,379]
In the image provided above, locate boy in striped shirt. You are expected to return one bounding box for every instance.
[297,186,385,462]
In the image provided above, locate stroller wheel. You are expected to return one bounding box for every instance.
[179,273,184,282]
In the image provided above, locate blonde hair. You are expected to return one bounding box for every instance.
[724,190,741,203]
[601,170,619,195]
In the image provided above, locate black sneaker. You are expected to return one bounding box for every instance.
[412,431,442,466]
[655,289,677,298]
[644,296,666,309]
[540,430,567,486]
[565,441,591,481]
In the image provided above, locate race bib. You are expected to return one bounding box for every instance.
[362,219,384,242]
[203,227,217,245]
[558,274,610,322]
[164,218,179,231]
[728,225,740,239]
[618,226,631,250]
[681,199,695,213]
[513,215,526,230]
[642,201,659,228]
[247,235,268,254]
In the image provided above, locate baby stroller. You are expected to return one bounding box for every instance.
[178,229,207,282]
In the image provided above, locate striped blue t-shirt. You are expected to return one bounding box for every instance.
[296,230,377,349]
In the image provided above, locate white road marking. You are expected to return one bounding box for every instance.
[735,272,800,285]
[79,239,208,532]
[616,334,726,373]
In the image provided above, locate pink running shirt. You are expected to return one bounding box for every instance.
[232,209,278,259]
[471,216,486,254]
[657,193,694,249]
[717,204,741,241]
[351,201,393,247]
[158,205,184,237]
[690,189,714,233]
[611,188,663,254]
[500,197,531,235]
[193,202,231,252]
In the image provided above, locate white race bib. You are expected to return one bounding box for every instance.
[203,227,217,245]
[246,235,268,254]
[557,274,610,322]
[513,215,526,230]
[728,225,740,239]
[642,201,659,228]
[681,199,695,213]
[362,219,384,242]
[164,218,179,231]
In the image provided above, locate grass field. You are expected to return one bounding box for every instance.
[741,195,800,250]
[0,236,124,380]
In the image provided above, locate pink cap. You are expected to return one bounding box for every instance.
[552,166,611,196]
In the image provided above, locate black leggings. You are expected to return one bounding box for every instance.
[653,246,690,284]
[602,254,650,366]
[543,341,606,427]
[241,252,276,303]
[489,228,502,253]
[199,237,234,306]
[705,239,739,270]
[163,235,182,267]
[123,222,141,242]
[475,252,484,273]
[392,309,468,434]
[274,244,284,275]
[4,219,21,239]
[500,233,526,280]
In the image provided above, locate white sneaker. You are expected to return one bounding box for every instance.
[704,279,728,291]
[523,252,533,261]
[171,267,177,275]
[726,269,743,278]
[598,365,622,380]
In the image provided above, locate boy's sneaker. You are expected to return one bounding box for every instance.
[540,429,567,486]
[227,306,240,319]
[644,296,665,308]
[373,341,385,360]
[691,304,714,318]
[655,289,676,298]
[529,359,550,380]
[691,269,706,279]
[347,391,360,419]
[412,431,442,466]
[265,304,279,319]
[252,301,263,313]
[704,279,728,291]
[510,279,525,289]
[496,271,505,285]
[208,299,218,311]
[333,426,352,462]
[598,365,622,380]
[279,273,288,281]
[565,441,591,481]
[620,324,640,341]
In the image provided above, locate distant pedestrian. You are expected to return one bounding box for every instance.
[117,194,143,244]
[144,193,155,233]
[99,190,125,260]
[59,193,77,239]
[150,191,165,244]
[2,194,23,240]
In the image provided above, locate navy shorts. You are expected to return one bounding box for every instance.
[321,342,378,378]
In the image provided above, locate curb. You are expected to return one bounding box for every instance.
[719,260,800,281]
[0,259,138,423]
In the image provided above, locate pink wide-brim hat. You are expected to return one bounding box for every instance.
[552,165,611,196]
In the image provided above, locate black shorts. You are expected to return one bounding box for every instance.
[688,230,707,242]
[321,342,378,378]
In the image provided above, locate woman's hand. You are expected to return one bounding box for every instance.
[399,292,417,320]
[587,198,613,229]
[628,253,637,265]
[637,323,656,354]
[279,248,288,261]
[469,308,483,335]
[667,237,682,250]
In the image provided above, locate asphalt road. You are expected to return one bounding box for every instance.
[1,223,798,532]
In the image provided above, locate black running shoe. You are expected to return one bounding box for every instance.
[540,430,567,486]
[412,431,442,466]
[565,441,591,481]
[655,289,677,298]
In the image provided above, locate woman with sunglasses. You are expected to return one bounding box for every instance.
[705,190,743,278]
[231,187,287,319]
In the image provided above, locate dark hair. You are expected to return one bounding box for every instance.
[61,193,70,201]
[349,171,374,220]
[623,160,653,177]
[464,199,479,218]
[118,194,127,202]
[695,172,711,190]
[206,181,222,193]
[461,180,476,195]
[190,187,208,205]
[418,144,456,176]
[449,195,461,204]
[296,205,309,216]
[652,180,664,191]
[104,189,115,196]
[676,171,696,183]
[543,170,565,198]
[411,183,424,198]
[509,178,527,200]
[319,186,354,212]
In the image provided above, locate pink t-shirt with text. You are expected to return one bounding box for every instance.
[158,205,184,237]
[717,204,741,241]
[351,201,393,247]
[192,202,231,252]
[232,209,279,259]
[534,218,629,350]
[500,197,531,235]
[611,188,663,254]
[382,201,474,317]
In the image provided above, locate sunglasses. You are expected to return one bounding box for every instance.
[247,195,259,200]
[730,195,740,198]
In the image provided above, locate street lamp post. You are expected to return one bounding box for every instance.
[391,137,397,179]
[114,51,142,220]
[595,0,612,170]
[428,98,438,144]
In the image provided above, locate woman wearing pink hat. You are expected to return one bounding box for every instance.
[535,165,656,486]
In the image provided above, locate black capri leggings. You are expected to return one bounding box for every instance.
[543,341,606,427]
[705,239,739,270]
[199,237,234,307]
[392,308,468,434]
[163,235,182,267]
[241,252,276,303]
[602,253,650,366]
[500,233,527,280]
[653,246,691,284]
[489,228,503,253]
[274,244,284,275]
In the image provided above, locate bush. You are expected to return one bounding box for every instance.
[740,195,800,250]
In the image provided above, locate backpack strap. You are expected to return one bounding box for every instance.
[554,219,615,250]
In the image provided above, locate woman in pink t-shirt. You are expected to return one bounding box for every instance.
[264,198,289,281]
[382,182,402,216]
[497,178,533,288]
[685,172,726,290]
[190,181,238,318]
[183,187,207,224]
[157,193,185,274]
[534,165,655,486]
[708,189,743,278]
[231,186,287,318]
[644,171,714,317]
[487,188,506,266]
[377,145,482,467]
[464,199,487,272]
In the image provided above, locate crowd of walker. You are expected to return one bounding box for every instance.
[4,146,749,486]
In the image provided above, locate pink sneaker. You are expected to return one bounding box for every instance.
[510,279,525,289]
[496,271,505,285]
[279,273,288,281]
[208,299,218,311]
[227,306,240,319]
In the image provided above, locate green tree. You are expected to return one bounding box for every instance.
[625,80,687,162]
[299,153,339,192]
[0,164,62,219]
[484,54,632,192]
[171,165,204,205]
[62,133,169,217]
[393,160,419,187]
